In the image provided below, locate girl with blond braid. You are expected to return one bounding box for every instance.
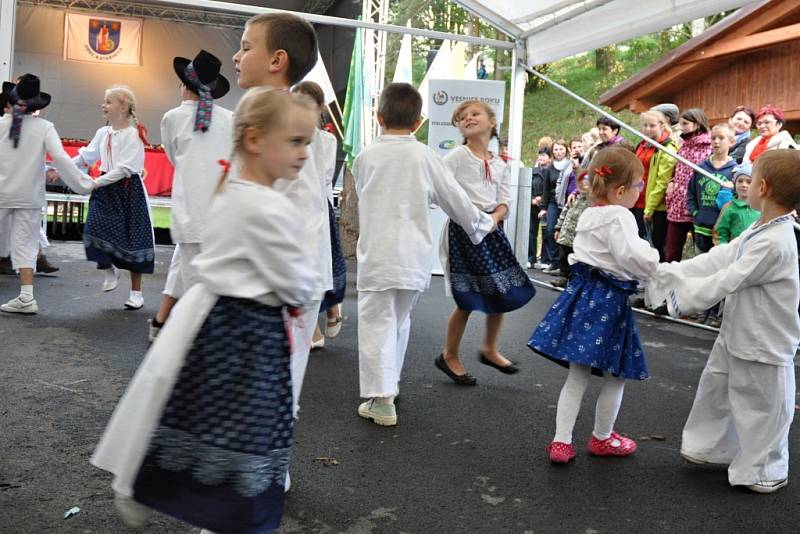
[91,87,319,533]
[528,146,659,464]
[74,85,154,309]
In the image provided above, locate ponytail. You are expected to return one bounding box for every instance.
[214,156,233,194]
[130,109,149,145]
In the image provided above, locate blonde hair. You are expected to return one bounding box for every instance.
[105,85,149,144]
[451,100,499,143]
[640,110,672,136]
[216,87,316,192]
[583,145,644,202]
[711,122,735,141]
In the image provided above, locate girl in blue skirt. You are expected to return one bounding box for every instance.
[437,100,535,385]
[528,146,659,464]
[91,88,319,533]
[74,85,154,310]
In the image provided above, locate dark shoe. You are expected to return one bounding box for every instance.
[478,352,519,374]
[630,297,645,309]
[652,304,668,316]
[551,277,568,288]
[435,354,477,386]
[0,256,14,275]
[36,255,59,274]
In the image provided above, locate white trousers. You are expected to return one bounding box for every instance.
[0,208,42,269]
[290,298,322,416]
[162,243,202,299]
[358,289,421,398]
[682,337,795,486]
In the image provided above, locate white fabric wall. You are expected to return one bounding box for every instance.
[13,5,245,143]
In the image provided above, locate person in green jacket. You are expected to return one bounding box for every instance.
[641,109,679,261]
[714,164,760,245]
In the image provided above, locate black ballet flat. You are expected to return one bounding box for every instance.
[435,354,477,386]
[478,352,520,374]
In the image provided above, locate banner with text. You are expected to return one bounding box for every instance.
[427,79,505,156]
[426,79,506,274]
[64,12,142,65]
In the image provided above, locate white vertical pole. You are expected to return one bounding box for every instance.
[0,0,16,82]
[507,40,529,265]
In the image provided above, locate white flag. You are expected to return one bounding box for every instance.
[300,52,336,104]
[64,12,142,65]
[392,31,413,84]
[419,40,452,117]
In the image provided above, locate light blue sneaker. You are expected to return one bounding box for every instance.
[357,399,397,426]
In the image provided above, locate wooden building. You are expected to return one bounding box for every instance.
[599,0,800,133]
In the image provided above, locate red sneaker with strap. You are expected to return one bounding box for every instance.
[546,441,577,463]
[587,432,637,456]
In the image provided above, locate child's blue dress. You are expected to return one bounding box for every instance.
[528,262,648,379]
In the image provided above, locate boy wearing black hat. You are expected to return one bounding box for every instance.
[0,74,94,313]
[148,50,233,341]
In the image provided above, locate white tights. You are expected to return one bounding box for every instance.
[554,364,626,444]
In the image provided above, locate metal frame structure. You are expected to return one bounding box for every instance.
[361,0,389,143]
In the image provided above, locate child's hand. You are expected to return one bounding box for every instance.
[46,169,60,183]
[554,230,560,241]
[644,213,653,223]
[490,211,503,229]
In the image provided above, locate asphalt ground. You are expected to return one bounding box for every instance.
[1,242,798,534]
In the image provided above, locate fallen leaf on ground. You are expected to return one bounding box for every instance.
[639,435,667,441]
[315,456,339,466]
[63,506,80,519]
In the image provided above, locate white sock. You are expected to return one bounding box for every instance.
[374,396,395,405]
[553,364,591,444]
[592,375,625,440]
[19,285,34,302]
[130,290,142,298]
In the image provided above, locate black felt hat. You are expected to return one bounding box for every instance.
[1,74,52,112]
[173,50,230,99]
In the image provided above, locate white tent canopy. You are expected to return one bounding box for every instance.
[455,0,755,64]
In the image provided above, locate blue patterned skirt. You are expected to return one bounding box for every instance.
[320,200,346,311]
[527,262,648,380]
[83,175,154,273]
[448,220,535,313]
[132,297,293,534]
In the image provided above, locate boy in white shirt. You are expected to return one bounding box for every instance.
[0,74,94,314]
[648,149,800,493]
[352,83,497,426]
[148,50,233,341]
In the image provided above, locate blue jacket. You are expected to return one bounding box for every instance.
[687,157,737,235]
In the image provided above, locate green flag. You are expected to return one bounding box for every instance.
[342,25,363,169]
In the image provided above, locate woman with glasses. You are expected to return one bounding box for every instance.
[743,106,798,163]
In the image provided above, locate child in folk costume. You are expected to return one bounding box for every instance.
[353,83,496,426]
[0,75,94,313]
[647,150,800,494]
[91,88,319,532]
[438,100,535,385]
[148,50,233,341]
[74,85,154,310]
[528,147,658,464]
[292,81,345,348]
[233,12,328,418]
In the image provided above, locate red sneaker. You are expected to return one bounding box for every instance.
[546,441,577,463]
[587,432,637,456]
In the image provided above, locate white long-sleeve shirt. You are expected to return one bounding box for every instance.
[353,135,494,292]
[160,101,233,243]
[0,115,94,208]
[314,129,337,206]
[272,132,333,296]
[647,214,800,366]
[192,169,317,308]
[73,126,145,188]
[570,205,660,282]
[443,145,511,214]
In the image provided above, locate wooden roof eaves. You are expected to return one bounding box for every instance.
[598,0,781,109]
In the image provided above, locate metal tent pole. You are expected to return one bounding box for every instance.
[519,61,730,188]
[0,0,16,82]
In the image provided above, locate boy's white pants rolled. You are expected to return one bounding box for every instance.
[0,208,42,269]
[290,298,323,416]
[162,243,202,298]
[358,289,421,398]
[682,337,795,486]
